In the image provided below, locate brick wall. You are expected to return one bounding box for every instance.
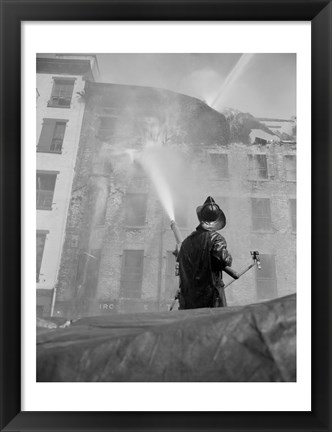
[56,82,296,317]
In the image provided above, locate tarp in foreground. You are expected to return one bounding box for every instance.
[37,294,296,382]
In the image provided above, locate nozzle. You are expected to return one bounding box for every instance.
[251,250,261,270]
[170,219,183,245]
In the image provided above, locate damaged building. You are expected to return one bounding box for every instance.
[36,56,296,319]
[52,84,295,318]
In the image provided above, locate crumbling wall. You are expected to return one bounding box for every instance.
[202,140,296,306]
[56,81,296,317]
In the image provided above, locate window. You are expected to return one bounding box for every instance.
[289,199,296,231]
[120,250,144,298]
[165,251,179,298]
[251,198,272,231]
[210,153,229,178]
[37,119,67,153]
[36,171,57,210]
[48,79,75,107]
[91,153,113,177]
[98,117,117,140]
[125,193,147,226]
[256,254,277,300]
[248,154,268,179]
[128,162,148,189]
[51,122,67,152]
[285,155,296,181]
[36,230,48,282]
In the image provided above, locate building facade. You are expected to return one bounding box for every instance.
[36,54,99,316]
[53,81,296,318]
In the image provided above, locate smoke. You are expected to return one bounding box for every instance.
[179,68,224,105]
[93,100,213,231]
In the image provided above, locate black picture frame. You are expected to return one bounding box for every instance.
[0,1,331,431]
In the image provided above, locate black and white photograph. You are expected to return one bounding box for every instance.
[2,4,332,430]
[36,52,297,383]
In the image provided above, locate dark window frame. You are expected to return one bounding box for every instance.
[128,162,149,190]
[37,119,68,154]
[255,254,277,300]
[284,155,296,182]
[120,250,144,299]
[98,116,117,140]
[50,121,67,152]
[36,171,58,210]
[248,154,269,180]
[48,78,75,108]
[209,153,230,179]
[124,193,147,227]
[251,198,272,231]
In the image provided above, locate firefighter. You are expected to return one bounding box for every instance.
[177,196,235,309]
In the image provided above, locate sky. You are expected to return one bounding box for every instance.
[96,53,296,119]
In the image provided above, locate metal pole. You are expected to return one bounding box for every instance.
[157,210,164,311]
[223,262,256,290]
[223,251,261,290]
[50,286,57,317]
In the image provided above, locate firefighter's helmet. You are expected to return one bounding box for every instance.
[196,196,226,231]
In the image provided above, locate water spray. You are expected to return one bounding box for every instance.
[135,150,175,221]
[210,53,255,109]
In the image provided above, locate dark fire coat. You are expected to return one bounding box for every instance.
[177,225,233,309]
